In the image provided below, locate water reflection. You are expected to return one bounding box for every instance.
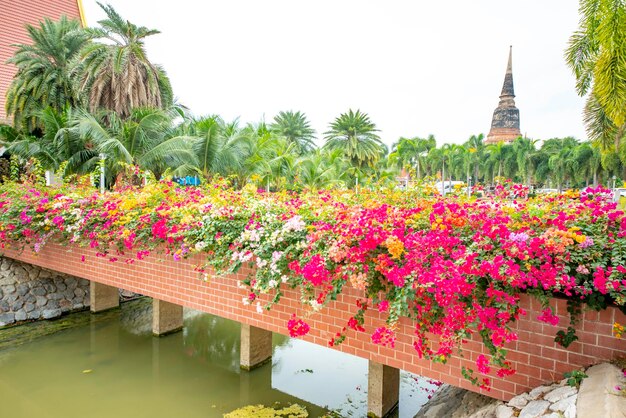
[0,299,436,417]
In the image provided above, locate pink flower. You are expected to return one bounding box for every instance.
[378,300,389,313]
[476,354,491,374]
[371,326,396,348]
[537,308,559,326]
[287,315,310,337]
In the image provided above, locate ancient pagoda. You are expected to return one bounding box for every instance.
[485,46,522,144]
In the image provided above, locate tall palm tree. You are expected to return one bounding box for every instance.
[323,109,385,169]
[574,141,603,186]
[270,111,317,155]
[464,134,485,182]
[512,137,539,186]
[389,135,436,181]
[5,16,89,131]
[486,142,515,184]
[75,3,173,119]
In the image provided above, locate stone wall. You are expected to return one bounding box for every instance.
[0,257,90,327]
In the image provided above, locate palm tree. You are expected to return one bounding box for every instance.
[486,142,515,184]
[174,115,243,180]
[565,0,626,151]
[464,134,485,182]
[323,109,385,169]
[389,135,436,181]
[5,16,89,131]
[75,3,173,119]
[574,141,603,186]
[512,137,539,186]
[64,107,193,185]
[0,107,83,172]
[270,111,317,155]
[231,122,285,188]
[292,149,341,190]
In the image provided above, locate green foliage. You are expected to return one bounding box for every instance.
[323,109,385,169]
[5,16,88,131]
[74,2,173,118]
[270,111,317,155]
[564,369,588,387]
[565,0,626,150]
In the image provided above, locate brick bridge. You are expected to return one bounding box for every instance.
[4,243,626,417]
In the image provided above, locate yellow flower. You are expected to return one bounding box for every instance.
[384,235,405,259]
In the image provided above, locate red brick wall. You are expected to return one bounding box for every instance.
[4,243,625,401]
[0,0,83,123]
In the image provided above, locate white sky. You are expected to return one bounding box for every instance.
[81,1,587,148]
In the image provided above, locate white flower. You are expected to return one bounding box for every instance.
[256,258,268,268]
[283,215,305,232]
[281,275,289,283]
[242,297,250,306]
[237,280,247,289]
[195,241,207,251]
[272,251,283,262]
[310,300,322,312]
[256,302,263,314]
[241,252,253,262]
[268,279,278,288]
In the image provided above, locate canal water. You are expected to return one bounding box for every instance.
[0,299,437,417]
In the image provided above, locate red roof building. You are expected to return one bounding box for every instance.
[0,0,85,123]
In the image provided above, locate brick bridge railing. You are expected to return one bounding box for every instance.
[3,243,625,405]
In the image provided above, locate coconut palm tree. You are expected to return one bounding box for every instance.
[486,142,515,184]
[512,137,539,186]
[5,16,89,131]
[574,141,603,186]
[565,0,626,151]
[389,135,436,181]
[75,3,173,119]
[323,109,385,169]
[270,111,317,155]
[464,134,485,182]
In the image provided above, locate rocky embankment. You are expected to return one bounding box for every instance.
[0,257,89,326]
[416,363,626,418]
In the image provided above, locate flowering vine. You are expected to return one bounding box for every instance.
[0,181,624,388]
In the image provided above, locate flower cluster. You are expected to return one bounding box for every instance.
[0,180,625,388]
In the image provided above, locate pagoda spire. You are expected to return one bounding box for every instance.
[485,46,522,144]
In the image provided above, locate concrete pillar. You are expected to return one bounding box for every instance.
[240,324,272,370]
[152,299,183,336]
[367,361,400,418]
[89,281,119,313]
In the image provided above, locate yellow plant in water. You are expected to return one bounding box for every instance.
[224,404,308,418]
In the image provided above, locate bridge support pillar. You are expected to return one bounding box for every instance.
[240,324,272,370]
[367,361,399,418]
[89,282,119,313]
[152,299,183,336]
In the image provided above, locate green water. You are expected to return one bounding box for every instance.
[0,299,436,417]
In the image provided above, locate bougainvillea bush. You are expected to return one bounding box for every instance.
[0,181,625,388]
